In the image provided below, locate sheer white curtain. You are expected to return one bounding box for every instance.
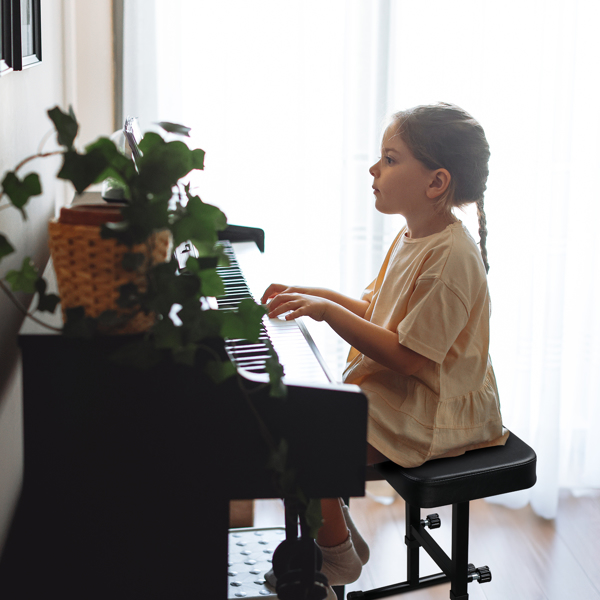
[380,0,600,518]
[123,0,600,518]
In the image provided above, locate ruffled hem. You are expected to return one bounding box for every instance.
[362,364,506,468]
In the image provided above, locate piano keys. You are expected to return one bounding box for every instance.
[217,239,336,384]
[0,226,368,598]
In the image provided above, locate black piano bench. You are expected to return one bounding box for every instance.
[347,431,537,600]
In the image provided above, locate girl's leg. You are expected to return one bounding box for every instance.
[315,443,387,584]
[316,499,362,585]
[317,498,349,547]
[339,443,386,565]
[340,500,369,565]
[317,443,387,547]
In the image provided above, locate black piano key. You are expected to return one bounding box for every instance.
[212,241,272,373]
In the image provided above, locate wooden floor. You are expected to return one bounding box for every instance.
[253,485,600,600]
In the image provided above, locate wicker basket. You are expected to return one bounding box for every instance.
[48,219,172,334]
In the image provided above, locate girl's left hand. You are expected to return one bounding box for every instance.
[266,292,333,322]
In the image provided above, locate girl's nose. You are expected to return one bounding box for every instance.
[369,161,379,177]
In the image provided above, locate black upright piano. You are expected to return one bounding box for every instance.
[0,227,368,598]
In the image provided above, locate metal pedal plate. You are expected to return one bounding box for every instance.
[228,527,285,598]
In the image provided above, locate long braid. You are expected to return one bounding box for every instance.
[476,197,490,274]
[393,103,491,274]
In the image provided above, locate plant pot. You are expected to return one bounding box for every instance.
[48,204,172,334]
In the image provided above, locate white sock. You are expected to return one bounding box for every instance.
[318,533,363,586]
[341,503,370,565]
[264,568,276,589]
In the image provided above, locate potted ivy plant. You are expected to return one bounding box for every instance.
[1,107,269,372]
[0,106,323,538]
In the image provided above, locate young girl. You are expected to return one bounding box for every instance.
[261,103,508,589]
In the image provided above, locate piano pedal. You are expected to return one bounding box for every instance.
[228,527,285,598]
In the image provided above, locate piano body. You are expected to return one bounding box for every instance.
[0,226,368,598]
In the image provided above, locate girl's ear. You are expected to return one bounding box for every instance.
[426,168,451,199]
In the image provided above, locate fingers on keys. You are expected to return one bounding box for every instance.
[261,283,286,305]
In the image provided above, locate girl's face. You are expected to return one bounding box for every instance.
[369,125,434,217]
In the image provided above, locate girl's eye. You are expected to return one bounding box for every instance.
[385,155,394,165]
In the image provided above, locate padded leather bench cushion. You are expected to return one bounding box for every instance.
[370,431,537,508]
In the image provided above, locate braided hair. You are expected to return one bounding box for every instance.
[392,103,491,273]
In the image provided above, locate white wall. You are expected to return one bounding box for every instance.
[0,0,114,555]
[65,0,115,146]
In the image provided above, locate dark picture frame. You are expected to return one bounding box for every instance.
[0,0,41,74]
[18,0,41,69]
[0,0,16,75]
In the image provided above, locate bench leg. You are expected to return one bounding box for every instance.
[347,501,451,599]
[333,585,345,599]
[406,503,421,584]
[348,500,479,600]
[450,502,469,600]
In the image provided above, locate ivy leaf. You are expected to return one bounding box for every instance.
[121,252,145,272]
[137,131,165,155]
[34,277,60,313]
[156,121,191,137]
[62,307,97,338]
[304,498,323,540]
[171,343,199,366]
[57,148,110,193]
[262,338,286,398]
[187,193,227,228]
[215,244,230,267]
[198,269,224,297]
[191,148,205,171]
[137,135,198,196]
[37,293,61,313]
[100,199,170,247]
[204,359,237,383]
[176,303,223,342]
[152,317,183,350]
[1,171,42,217]
[171,194,227,248]
[47,106,79,149]
[143,261,201,315]
[85,137,135,188]
[220,299,266,342]
[117,282,141,308]
[5,257,38,293]
[265,355,286,398]
[0,234,15,261]
[268,438,289,475]
[184,258,224,297]
[126,197,171,231]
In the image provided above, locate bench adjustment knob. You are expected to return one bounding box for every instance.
[421,513,441,529]
[468,563,492,584]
